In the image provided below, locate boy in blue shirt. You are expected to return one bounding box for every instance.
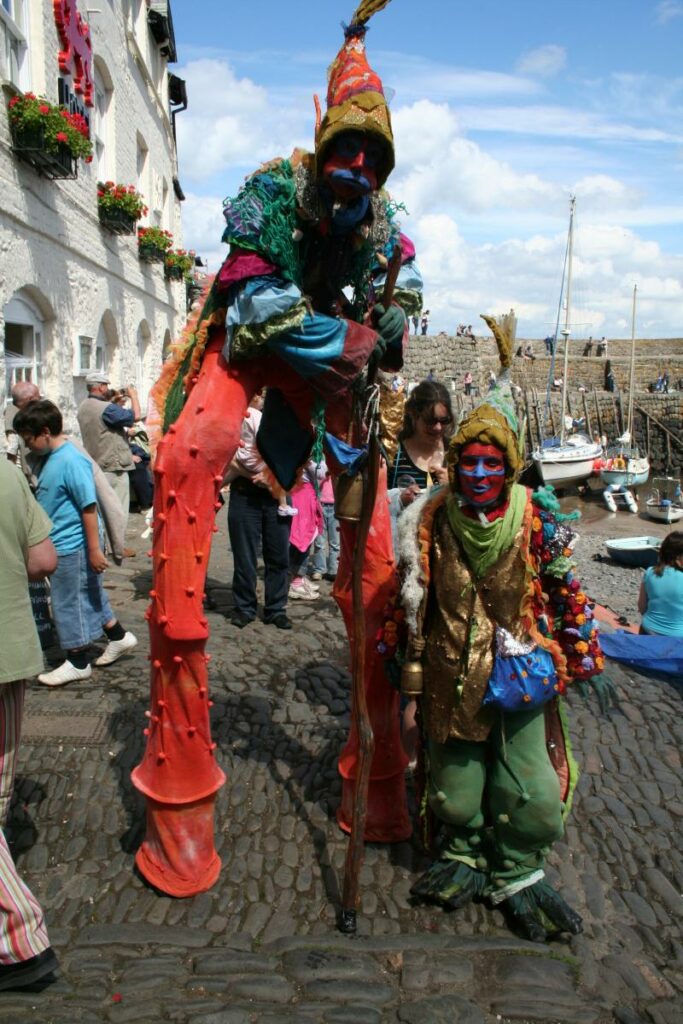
[14,400,137,687]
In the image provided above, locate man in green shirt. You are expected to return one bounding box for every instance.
[0,460,60,990]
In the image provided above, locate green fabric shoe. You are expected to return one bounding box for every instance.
[504,879,583,942]
[411,860,488,911]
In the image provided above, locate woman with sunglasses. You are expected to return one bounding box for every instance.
[389,380,454,508]
[388,379,454,768]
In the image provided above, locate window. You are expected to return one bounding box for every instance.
[136,321,152,415]
[3,293,43,396]
[0,0,29,90]
[92,62,113,181]
[136,135,149,214]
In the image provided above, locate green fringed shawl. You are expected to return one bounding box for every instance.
[446,483,527,579]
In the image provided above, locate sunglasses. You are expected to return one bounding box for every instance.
[422,415,452,426]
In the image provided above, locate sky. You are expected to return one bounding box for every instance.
[170,0,683,339]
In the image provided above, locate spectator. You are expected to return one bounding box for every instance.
[456,324,465,336]
[604,360,616,393]
[464,324,475,339]
[226,392,293,629]
[582,337,593,357]
[77,372,140,553]
[463,370,473,396]
[488,369,497,391]
[15,400,138,686]
[310,458,339,582]
[0,458,59,992]
[5,381,40,482]
[420,310,430,335]
[662,369,670,393]
[523,343,536,361]
[288,462,323,601]
[127,424,154,513]
[638,531,683,636]
[596,337,608,357]
[544,335,555,355]
[426,368,436,382]
[411,314,419,336]
[387,380,453,765]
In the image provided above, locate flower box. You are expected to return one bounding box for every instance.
[11,123,77,180]
[139,246,167,264]
[99,207,137,235]
[164,264,184,281]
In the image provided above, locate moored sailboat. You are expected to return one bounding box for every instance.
[600,284,650,493]
[532,198,601,487]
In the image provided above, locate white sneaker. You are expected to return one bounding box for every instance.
[288,579,319,601]
[95,631,138,666]
[278,505,299,517]
[38,660,92,687]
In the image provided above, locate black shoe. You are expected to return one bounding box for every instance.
[229,613,253,629]
[265,614,292,630]
[323,573,337,583]
[0,948,59,992]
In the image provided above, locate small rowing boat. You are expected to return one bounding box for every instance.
[604,536,661,568]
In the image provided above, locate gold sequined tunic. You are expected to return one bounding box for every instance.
[423,498,533,744]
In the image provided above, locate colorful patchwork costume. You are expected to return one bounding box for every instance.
[397,314,605,941]
[132,1,422,895]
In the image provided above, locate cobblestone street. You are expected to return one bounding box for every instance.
[5,511,683,1024]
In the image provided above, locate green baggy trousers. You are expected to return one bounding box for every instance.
[427,706,564,884]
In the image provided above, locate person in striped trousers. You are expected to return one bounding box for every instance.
[0,459,59,990]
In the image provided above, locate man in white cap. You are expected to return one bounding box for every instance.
[77,373,140,554]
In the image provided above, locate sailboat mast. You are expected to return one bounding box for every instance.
[560,196,575,445]
[627,284,637,439]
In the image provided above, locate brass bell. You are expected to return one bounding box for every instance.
[400,659,424,696]
[334,472,364,522]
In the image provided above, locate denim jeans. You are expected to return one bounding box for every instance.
[312,502,340,575]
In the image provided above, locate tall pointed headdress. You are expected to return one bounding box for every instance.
[447,311,525,493]
[315,0,395,187]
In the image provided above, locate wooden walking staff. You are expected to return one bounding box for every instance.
[338,244,403,933]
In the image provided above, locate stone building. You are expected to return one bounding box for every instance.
[0,0,187,428]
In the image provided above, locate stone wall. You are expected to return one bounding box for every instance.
[403,334,683,476]
[402,334,683,395]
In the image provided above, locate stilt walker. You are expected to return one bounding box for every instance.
[132,1,420,897]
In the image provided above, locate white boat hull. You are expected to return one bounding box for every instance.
[646,501,683,523]
[532,440,602,487]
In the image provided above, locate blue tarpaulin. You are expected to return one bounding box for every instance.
[600,632,683,676]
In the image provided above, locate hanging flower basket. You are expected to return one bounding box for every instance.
[7,92,92,180]
[164,248,195,282]
[99,207,137,235]
[10,122,77,180]
[98,182,147,235]
[138,226,173,264]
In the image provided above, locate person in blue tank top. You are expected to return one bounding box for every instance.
[638,531,683,636]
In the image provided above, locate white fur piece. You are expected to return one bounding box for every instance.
[396,488,435,633]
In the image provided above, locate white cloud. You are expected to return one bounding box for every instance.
[180,193,227,273]
[176,59,310,183]
[656,1,683,24]
[516,45,567,78]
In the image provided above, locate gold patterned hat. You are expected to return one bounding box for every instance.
[315,1,395,187]
[447,312,524,492]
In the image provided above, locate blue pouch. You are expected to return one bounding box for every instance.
[482,629,558,712]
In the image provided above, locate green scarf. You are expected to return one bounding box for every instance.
[446,483,527,579]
